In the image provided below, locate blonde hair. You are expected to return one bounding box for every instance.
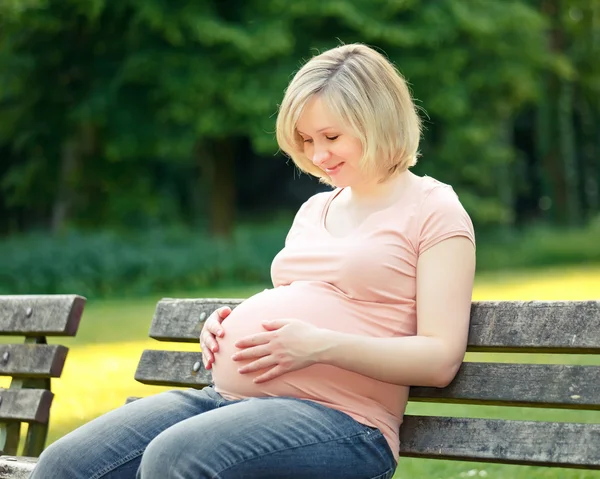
[276,43,422,185]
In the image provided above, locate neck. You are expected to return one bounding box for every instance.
[347,170,412,207]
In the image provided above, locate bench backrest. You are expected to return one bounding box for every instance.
[0,295,86,457]
[134,299,600,470]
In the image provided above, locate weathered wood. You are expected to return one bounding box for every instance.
[125,396,600,469]
[135,351,600,410]
[0,389,52,423]
[468,301,600,353]
[134,350,211,387]
[22,422,48,457]
[0,345,68,378]
[0,295,85,337]
[0,456,37,478]
[0,422,20,456]
[125,394,600,469]
[399,416,600,469]
[410,362,600,409]
[148,299,600,353]
[149,299,242,343]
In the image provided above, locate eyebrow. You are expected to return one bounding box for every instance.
[297,127,336,135]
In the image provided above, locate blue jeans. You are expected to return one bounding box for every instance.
[30,386,396,478]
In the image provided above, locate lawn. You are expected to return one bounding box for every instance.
[9,266,600,478]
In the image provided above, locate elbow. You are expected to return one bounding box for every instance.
[430,359,463,388]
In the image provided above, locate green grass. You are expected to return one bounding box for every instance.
[8,268,600,478]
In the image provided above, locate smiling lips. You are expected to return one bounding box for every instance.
[324,162,344,175]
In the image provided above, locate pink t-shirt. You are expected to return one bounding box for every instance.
[211,174,475,458]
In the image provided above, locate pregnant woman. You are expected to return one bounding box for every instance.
[31,43,476,479]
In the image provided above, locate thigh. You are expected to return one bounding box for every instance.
[31,387,226,479]
[139,397,397,479]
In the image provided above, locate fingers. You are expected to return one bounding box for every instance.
[216,306,232,320]
[213,307,231,329]
[231,345,270,361]
[202,347,214,370]
[254,365,285,383]
[206,309,229,338]
[238,355,278,374]
[261,318,292,330]
[201,330,220,353]
[234,332,273,348]
[199,308,231,369]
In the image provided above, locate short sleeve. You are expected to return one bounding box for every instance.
[417,185,475,255]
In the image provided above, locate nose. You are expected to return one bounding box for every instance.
[311,145,332,168]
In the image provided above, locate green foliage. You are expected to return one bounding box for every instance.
[0,0,598,236]
[477,221,600,271]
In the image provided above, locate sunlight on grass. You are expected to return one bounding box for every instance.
[46,340,198,442]
[473,265,600,301]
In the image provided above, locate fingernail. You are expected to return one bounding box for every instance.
[218,330,224,337]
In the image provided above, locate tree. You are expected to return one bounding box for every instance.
[3,0,595,238]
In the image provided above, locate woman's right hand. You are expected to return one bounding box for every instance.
[200,306,231,370]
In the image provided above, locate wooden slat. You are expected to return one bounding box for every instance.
[0,389,52,423]
[134,350,600,410]
[469,301,600,353]
[0,345,68,378]
[124,393,600,469]
[410,362,600,409]
[0,295,85,337]
[134,350,211,387]
[149,299,242,343]
[399,416,600,469]
[0,456,37,478]
[148,299,600,353]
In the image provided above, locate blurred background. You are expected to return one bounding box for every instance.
[1,2,599,477]
[1,0,599,299]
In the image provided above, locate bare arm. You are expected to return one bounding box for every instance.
[314,236,475,387]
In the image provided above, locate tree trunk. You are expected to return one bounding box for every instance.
[557,78,580,226]
[51,138,79,235]
[535,79,567,223]
[579,98,599,217]
[496,119,515,227]
[199,139,236,239]
[537,0,568,224]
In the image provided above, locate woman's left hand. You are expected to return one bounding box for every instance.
[232,318,326,383]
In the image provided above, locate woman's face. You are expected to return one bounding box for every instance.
[296,96,367,189]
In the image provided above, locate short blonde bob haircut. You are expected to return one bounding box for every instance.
[276,43,422,185]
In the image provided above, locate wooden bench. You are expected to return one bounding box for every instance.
[2,297,599,477]
[134,298,600,471]
[0,295,85,478]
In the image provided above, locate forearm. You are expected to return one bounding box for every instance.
[316,329,464,388]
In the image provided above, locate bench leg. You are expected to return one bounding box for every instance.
[0,423,21,456]
[22,423,47,458]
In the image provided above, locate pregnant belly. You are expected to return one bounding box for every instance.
[210,283,410,459]
[211,283,363,399]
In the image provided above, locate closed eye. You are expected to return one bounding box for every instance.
[326,135,339,141]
